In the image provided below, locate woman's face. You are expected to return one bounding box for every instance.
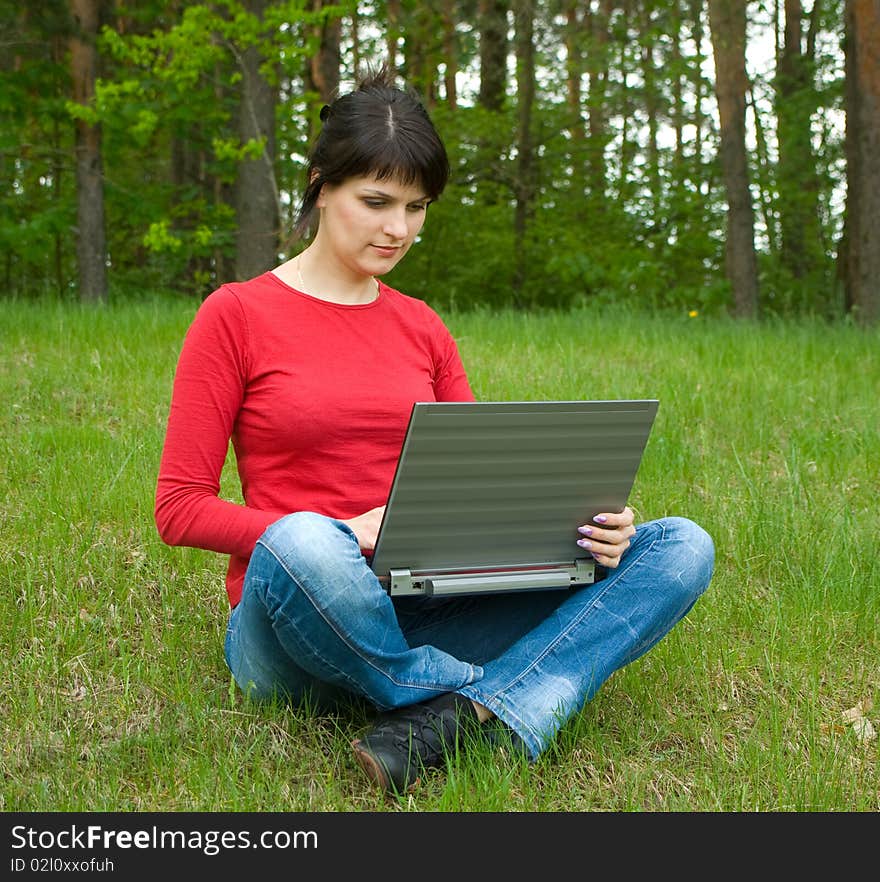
[315,172,431,279]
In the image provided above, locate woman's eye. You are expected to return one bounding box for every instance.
[364,199,386,208]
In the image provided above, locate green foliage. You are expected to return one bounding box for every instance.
[212,135,269,168]
[0,1,854,314]
[391,95,731,313]
[143,219,182,253]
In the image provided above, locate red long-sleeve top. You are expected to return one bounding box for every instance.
[154,272,474,607]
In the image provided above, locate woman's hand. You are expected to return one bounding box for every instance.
[342,505,386,552]
[576,506,636,569]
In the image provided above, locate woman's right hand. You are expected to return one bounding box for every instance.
[342,505,386,552]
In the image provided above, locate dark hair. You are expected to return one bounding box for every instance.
[292,68,450,239]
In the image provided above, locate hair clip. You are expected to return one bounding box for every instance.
[319,104,332,122]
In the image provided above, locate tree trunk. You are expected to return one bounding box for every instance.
[234,0,280,281]
[441,0,458,107]
[708,0,760,317]
[213,60,235,288]
[404,3,437,104]
[775,0,822,283]
[52,98,65,297]
[843,0,880,324]
[641,2,661,210]
[479,0,508,111]
[586,0,612,200]
[618,0,636,201]
[564,0,586,200]
[671,2,685,166]
[386,0,402,75]
[512,0,535,305]
[307,0,341,103]
[69,0,107,304]
[350,5,361,78]
[690,0,706,187]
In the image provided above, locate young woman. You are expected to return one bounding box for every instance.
[155,69,715,795]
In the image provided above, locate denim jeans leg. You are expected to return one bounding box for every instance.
[457,516,715,759]
[224,511,483,711]
[224,579,352,710]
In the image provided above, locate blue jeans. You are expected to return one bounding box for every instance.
[224,511,714,760]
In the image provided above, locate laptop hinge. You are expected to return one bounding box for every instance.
[387,561,595,597]
[426,570,565,596]
[574,558,594,583]
[389,568,414,595]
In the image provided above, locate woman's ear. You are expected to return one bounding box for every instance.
[311,169,326,209]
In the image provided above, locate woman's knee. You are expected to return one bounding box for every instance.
[632,515,714,602]
[662,516,715,597]
[258,511,356,583]
[255,510,384,617]
[666,516,714,559]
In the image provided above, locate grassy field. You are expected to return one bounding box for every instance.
[1,296,878,812]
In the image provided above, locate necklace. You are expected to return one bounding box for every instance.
[295,253,379,302]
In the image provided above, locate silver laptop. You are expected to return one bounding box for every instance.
[369,399,659,597]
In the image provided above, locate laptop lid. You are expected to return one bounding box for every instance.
[369,399,659,597]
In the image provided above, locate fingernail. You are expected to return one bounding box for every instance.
[577,527,592,536]
[577,539,592,549]
[593,515,607,524]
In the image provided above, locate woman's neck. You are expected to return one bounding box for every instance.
[274,247,378,305]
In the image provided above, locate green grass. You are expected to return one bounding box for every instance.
[2,296,878,811]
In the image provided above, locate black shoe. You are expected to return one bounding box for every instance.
[351,693,479,794]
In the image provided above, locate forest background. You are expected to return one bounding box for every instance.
[3,0,880,322]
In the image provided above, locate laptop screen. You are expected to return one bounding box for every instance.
[369,400,658,594]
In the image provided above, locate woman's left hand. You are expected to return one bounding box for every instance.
[576,506,636,569]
